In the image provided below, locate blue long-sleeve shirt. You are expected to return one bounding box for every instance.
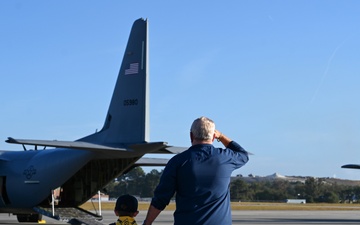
[151,141,249,225]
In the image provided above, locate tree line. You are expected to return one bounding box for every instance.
[105,168,360,203]
[230,177,360,203]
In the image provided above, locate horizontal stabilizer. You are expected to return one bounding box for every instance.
[123,157,170,174]
[341,164,360,169]
[129,142,169,153]
[6,137,187,156]
[161,146,188,154]
[135,157,170,167]
[129,143,187,154]
[6,137,127,151]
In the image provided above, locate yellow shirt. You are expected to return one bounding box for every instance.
[114,216,137,225]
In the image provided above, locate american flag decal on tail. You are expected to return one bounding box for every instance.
[125,62,139,75]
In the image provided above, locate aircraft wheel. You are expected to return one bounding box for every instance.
[17,213,42,222]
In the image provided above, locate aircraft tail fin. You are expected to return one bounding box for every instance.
[80,18,149,146]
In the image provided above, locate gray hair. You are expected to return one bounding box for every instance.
[190,116,215,140]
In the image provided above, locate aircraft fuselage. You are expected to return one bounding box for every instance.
[0,149,93,208]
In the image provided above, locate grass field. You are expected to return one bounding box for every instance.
[80,201,360,211]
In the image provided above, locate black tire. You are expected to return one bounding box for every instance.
[17,213,42,222]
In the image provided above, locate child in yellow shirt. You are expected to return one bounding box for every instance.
[110,194,139,225]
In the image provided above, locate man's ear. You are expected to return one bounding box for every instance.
[211,133,216,142]
[190,132,194,143]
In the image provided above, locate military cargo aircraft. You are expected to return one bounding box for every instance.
[342,164,360,169]
[1,18,183,224]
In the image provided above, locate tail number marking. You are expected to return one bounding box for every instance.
[123,99,138,106]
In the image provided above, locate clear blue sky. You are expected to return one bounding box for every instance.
[1,1,360,180]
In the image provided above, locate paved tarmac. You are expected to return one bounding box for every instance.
[1,210,360,224]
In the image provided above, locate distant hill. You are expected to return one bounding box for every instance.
[232,173,360,186]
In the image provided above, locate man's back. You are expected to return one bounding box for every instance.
[154,142,248,225]
[143,117,249,225]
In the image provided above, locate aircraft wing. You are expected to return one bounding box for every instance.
[341,164,360,169]
[6,137,127,151]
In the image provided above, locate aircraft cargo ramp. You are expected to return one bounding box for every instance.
[34,206,104,225]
